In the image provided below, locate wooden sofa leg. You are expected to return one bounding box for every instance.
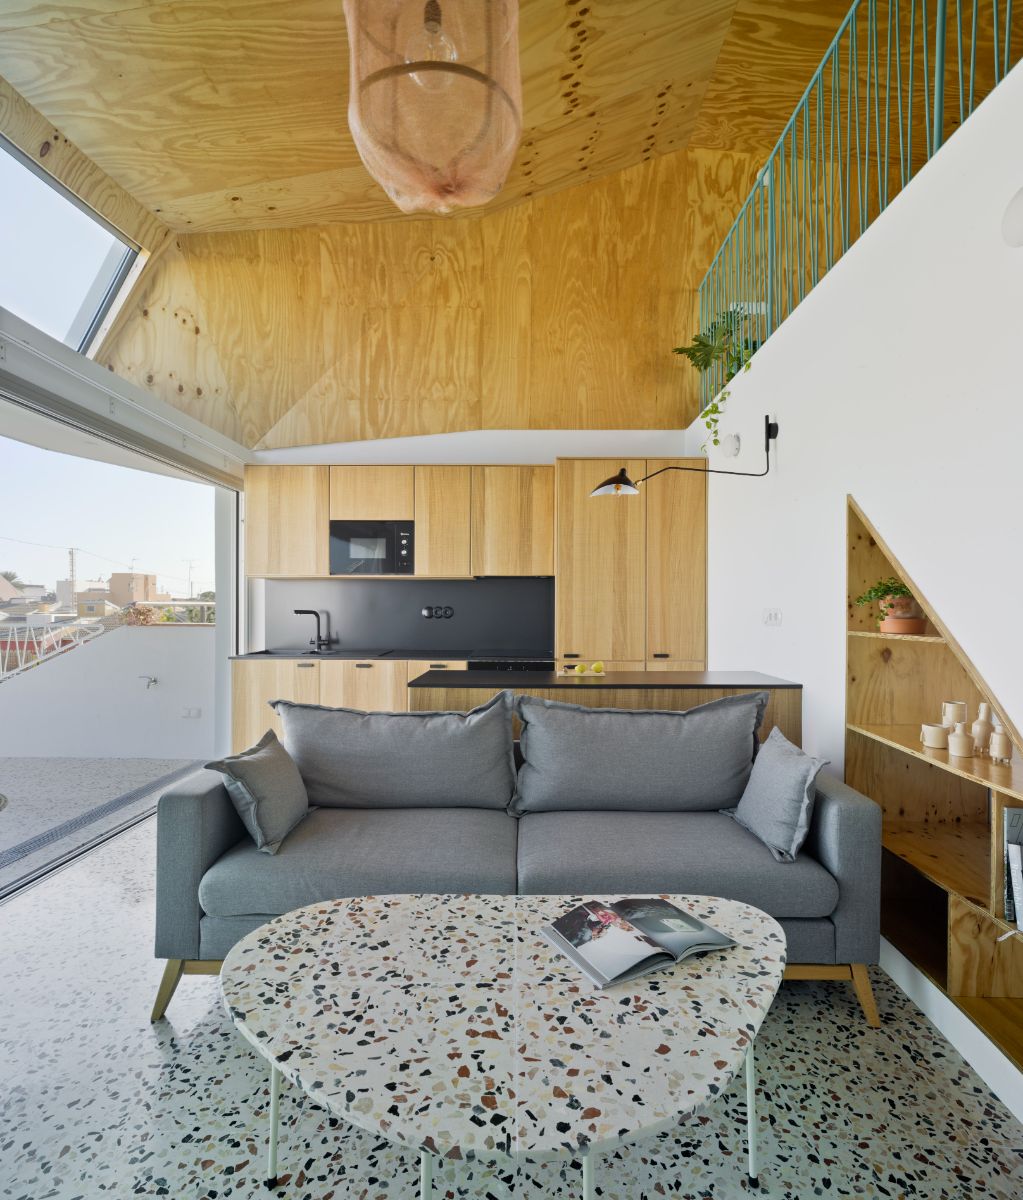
[151,958,185,1022]
[850,963,881,1028]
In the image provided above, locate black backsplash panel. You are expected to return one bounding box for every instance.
[263,577,554,656]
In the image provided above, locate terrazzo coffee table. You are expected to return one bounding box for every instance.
[220,893,785,1197]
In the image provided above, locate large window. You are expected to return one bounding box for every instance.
[0,136,136,351]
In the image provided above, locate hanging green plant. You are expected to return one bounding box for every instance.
[672,307,758,449]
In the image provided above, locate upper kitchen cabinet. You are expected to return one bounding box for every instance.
[244,466,328,577]
[414,466,472,577]
[555,458,646,661]
[470,466,555,576]
[328,466,414,520]
[645,458,707,667]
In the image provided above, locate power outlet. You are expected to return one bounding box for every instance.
[762,608,783,627]
[181,707,203,719]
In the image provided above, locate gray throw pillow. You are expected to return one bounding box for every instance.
[725,726,828,862]
[270,690,516,809]
[512,691,769,814]
[206,729,309,854]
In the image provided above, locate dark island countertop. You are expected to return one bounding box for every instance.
[407,670,801,690]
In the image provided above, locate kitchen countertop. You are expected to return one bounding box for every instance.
[230,650,476,661]
[407,670,801,689]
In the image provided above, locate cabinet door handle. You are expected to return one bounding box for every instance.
[653,653,670,659]
[355,663,372,669]
[297,663,316,669]
[562,653,580,659]
[429,663,447,669]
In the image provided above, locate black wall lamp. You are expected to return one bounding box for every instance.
[591,414,779,496]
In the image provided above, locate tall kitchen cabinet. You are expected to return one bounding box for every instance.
[554,458,707,668]
[644,458,707,670]
[555,458,647,664]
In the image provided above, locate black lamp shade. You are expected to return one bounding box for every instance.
[590,468,640,497]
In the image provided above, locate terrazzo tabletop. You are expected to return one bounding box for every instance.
[221,893,786,1165]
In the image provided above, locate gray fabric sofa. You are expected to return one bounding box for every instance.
[151,694,881,1025]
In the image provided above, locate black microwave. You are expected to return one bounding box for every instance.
[329,521,414,575]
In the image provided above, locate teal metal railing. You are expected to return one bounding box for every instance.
[697,0,1021,403]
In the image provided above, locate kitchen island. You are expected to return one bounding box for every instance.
[408,670,802,745]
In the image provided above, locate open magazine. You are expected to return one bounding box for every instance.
[541,897,736,989]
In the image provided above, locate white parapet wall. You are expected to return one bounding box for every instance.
[695,60,1023,766]
[0,625,215,758]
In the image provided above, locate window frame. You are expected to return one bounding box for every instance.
[0,133,140,353]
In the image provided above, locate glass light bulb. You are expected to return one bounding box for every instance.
[406,6,458,91]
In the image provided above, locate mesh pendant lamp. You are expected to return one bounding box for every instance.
[342,0,522,215]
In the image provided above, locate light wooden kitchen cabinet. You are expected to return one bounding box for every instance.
[328,466,414,520]
[645,458,707,667]
[470,466,554,576]
[244,466,328,577]
[318,660,409,712]
[406,660,468,683]
[645,660,706,672]
[231,658,320,751]
[414,466,472,577]
[555,458,646,661]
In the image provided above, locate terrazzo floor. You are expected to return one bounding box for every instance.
[2,818,1023,1200]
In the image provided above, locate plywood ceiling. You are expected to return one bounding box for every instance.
[0,0,851,232]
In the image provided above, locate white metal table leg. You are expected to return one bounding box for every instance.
[267,1063,282,1188]
[420,1150,434,1199]
[745,1040,759,1187]
[582,1152,595,1199]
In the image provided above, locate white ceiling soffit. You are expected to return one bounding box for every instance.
[0,306,249,489]
[251,427,697,465]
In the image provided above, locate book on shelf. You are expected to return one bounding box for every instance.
[540,896,735,989]
[1009,845,1023,933]
[1005,807,1023,923]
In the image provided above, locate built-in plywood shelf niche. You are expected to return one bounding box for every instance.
[845,498,1023,1068]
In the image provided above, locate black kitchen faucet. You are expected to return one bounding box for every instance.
[294,609,333,653]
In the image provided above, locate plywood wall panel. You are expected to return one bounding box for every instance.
[102,147,760,447]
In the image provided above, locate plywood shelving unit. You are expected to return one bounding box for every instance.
[846,498,1023,1064]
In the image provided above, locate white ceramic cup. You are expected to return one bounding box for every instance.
[921,723,949,749]
[941,700,968,728]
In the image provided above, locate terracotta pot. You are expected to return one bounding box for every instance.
[878,615,928,634]
[878,593,925,634]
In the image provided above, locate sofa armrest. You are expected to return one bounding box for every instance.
[803,772,882,964]
[154,769,245,960]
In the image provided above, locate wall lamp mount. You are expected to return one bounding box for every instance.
[591,415,779,496]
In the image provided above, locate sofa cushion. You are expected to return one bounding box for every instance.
[205,730,309,854]
[726,727,828,862]
[516,810,839,919]
[271,690,515,809]
[513,691,769,814]
[198,806,519,917]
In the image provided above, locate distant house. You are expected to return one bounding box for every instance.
[18,584,47,601]
[77,597,121,619]
[0,576,24,603]
[108,572,171,607]
[55,578,108,608]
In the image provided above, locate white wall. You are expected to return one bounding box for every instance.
[252,427,689,464]
[0,626,215,758]
[698,62,1023,768]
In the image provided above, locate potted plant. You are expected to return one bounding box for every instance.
[672,307,758,447]
[855,577,927,634]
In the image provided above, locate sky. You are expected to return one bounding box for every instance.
[0,141,215,598]
[0,435,216,597]
[0,142,126,346]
